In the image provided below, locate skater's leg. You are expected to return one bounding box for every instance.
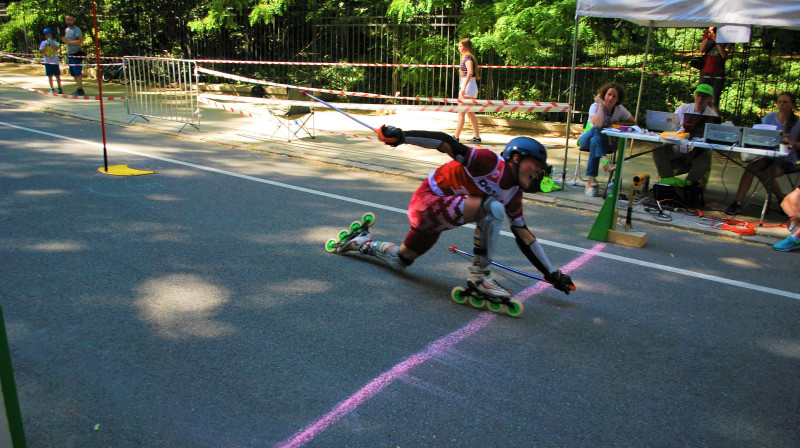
[337,227,417,270]
[471,196,504,268]
[365,239,417,270]
[392,227,439,266]
[349,229,429,271]
[464,196,511,298]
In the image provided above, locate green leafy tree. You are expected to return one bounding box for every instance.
[0,0,88,53]
[0,0,797,123]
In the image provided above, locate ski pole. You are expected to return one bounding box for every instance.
[447,246,576,291]
[302,91,376,132]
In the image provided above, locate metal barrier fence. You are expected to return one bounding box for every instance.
[189,15,800,126]
[2,7,797,125]
[124,57,199,132]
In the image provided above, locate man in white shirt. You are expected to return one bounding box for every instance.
[652,84,719,187]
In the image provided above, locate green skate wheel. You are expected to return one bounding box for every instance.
[505,299,524,317]
[451,286,468,305]
[325,239,339,253]
[349,221,362,234]
[468,294,486,309]
[361,212,376,227]
[338,230,349,242]
[486,300,504,313]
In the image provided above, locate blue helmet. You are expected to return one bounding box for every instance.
[502,136,548,164]
[43,28,53,35]
[502,137,552,193]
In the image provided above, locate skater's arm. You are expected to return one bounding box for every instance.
[378,126,470,163]
[511,225,575,294]
[510,225,554,275]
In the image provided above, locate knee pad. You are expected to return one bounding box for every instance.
[476,195,505,222]
[473,196,505,267]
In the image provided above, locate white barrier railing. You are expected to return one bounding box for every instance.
[124,57,199,132]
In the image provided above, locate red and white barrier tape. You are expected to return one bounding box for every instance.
[313,128,500,148]
[199,93,569,114]
[16,85,126,100]
[198,96,259,118]
[313,128,379,143]
[643,69,729,80]
[198,95,502,148]
[1,52,123,67]
[0,53,637,71]
[194,58,735,81]
[184,59,748,81]
[3,52,738,82]
[192,58,633,71]
[2,52,124,60]
[196,67,571,109]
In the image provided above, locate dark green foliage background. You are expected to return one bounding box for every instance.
[2,0,797,124]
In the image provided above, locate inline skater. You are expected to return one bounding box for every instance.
[336,125,575,298]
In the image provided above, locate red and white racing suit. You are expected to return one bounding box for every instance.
[402,146,526,255]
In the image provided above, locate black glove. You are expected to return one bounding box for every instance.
[377,125,404,147]
[546,270,575,295]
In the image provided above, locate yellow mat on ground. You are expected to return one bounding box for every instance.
[98,164,157,176]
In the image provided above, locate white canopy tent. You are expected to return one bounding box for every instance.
[576,0,800,31]
[561,0,800,186]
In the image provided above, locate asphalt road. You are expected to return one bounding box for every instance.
[1,107,799,448]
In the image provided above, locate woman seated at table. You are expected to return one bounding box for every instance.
[725,92,800,215]
[578,82,635,196]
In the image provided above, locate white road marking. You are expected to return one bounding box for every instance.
[3,120,798,301]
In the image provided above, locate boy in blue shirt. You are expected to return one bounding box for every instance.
[39,28,63,94]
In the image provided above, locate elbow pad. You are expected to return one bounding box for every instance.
[514,234,554,276]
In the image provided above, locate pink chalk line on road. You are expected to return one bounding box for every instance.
[274,243,605,448]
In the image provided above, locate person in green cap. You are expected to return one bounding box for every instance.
[651,83,719,189]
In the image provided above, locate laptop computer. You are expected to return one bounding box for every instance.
[682,113,722,139]
[646,110,681,132]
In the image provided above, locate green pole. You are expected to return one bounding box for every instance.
[588,136,627,241]
[0,306,27,448]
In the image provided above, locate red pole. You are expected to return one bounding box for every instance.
[90,0,108,171]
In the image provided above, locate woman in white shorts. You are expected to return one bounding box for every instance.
[454,38,481,143]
